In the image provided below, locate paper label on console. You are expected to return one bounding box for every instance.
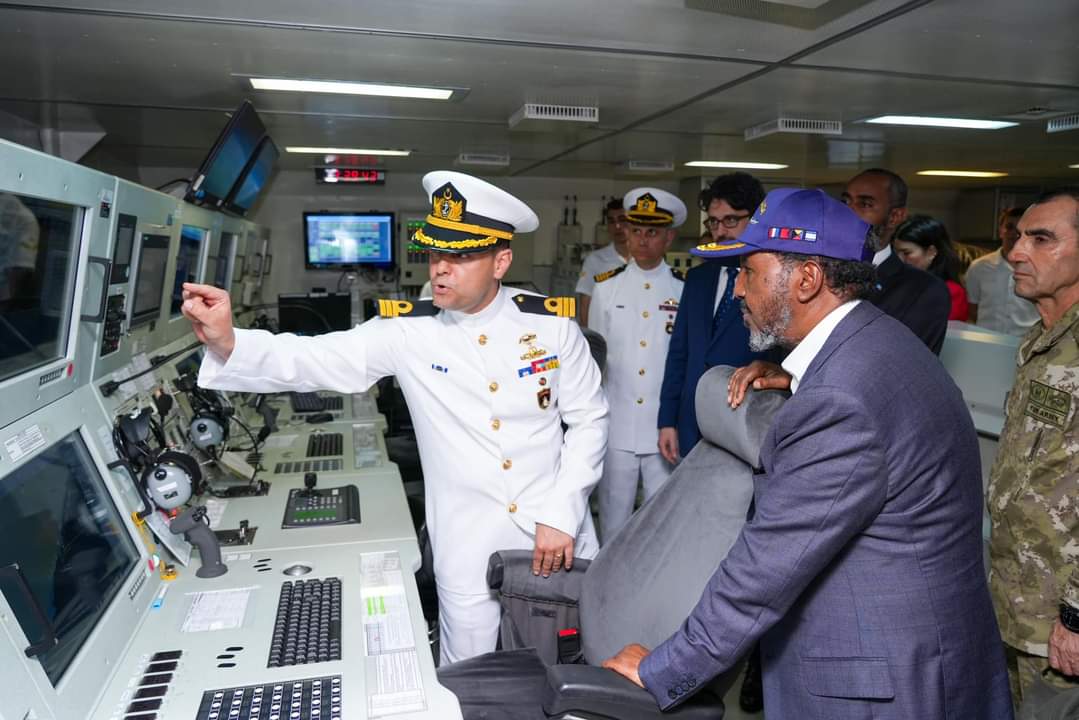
[4,424,46,463]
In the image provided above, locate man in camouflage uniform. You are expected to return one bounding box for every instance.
[988,188,1079,710]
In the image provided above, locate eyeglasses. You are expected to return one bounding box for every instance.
[704,213,751,230]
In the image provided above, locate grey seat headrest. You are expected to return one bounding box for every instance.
[695,365,788,466]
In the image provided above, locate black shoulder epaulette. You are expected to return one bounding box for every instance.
[671,268,685,281]
[593,264,626,283]
[377,298,439,318]
[511,293,576,319]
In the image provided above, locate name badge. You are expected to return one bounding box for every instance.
[1025,380,1071,428]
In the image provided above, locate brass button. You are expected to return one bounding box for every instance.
[491,418,501,431]
[636,398,644,404]
[478,334,488,346]
[644,282,651,290]
[489,381,499,393]
[502,459,512,470]
[638,368,646,376]
[642,311,650,318]
[640,340,647,347]
[508,502,518,513]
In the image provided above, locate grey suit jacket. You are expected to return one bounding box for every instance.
[639,302,1012,719]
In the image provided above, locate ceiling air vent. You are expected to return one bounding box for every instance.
[509,103,599,130]
[456,152,511,167]
[745,117,843,141]
[1047,113,1079,134]
[621,160,675,173]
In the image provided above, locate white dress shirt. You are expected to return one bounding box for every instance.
[576,243,628,296]
[198,286,607,595]
[872,244,892,267]
[588,261,685,452]
[781,300,862,394]
[964,250,1040,336]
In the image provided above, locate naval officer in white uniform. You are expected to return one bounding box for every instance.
[587,188,686,541]
[181,171,608,664]
[576,198,628,328]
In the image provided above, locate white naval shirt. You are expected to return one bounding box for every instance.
[588,261,685,453]
[964,250,1040,336]
[575,243,628,296]
[198,286,608,594]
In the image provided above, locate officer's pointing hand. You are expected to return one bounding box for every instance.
[533,523,574,577]
[181,282,236,360]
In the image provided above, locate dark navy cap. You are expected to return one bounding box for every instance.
[691,188,873,262]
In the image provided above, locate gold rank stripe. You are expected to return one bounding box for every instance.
[378,299,414,317]
[424,214,515,240]
[544,296,576,318]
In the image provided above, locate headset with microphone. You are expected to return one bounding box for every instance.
[112,407,203,514]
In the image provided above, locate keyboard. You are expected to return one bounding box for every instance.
[197,675,342,720]
[268,578,343,667]
[307,433,343,458]
[290,393,344,413]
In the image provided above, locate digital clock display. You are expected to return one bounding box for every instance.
[315,168,386,185]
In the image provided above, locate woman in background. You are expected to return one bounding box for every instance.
[893,214,969,321]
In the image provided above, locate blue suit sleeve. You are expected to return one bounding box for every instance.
[638,386,887,709]
[658,297,690,429]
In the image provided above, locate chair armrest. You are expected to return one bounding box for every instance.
[487,550,591,605]
[542,665,721,720]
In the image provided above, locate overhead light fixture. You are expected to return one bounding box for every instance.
[250,77,457,100]
[685,161,788,170]
[285,146,411,157]
[1069,163,1079,169]
[864,115,1017,130]
[916,170,1009,178]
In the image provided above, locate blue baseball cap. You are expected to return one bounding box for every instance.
[691,187,874,262]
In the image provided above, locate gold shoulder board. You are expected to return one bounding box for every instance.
[593,264,627,283]
[377,298,440,318]
[512,294,576,319]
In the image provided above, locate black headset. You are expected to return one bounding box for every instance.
[112,407,203,513]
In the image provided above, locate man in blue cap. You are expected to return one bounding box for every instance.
[603,188,1012,718]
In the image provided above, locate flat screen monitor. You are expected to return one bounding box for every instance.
[303,211,395,270]
[171,225,207,317]
[278,293,352,335]
[223,136,279,217]
[174,348,204,379]
[185,100,266,207]
[130,233,170,327]
[0,430,139,686]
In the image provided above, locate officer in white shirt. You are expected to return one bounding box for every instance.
[588,188,686,541]
[576,198,629,328]
[181,171,608,664]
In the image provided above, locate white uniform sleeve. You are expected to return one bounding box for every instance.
[536,319,608,536]
[575,252,598,296]
[197,321,404,394]
[587,281,611,341]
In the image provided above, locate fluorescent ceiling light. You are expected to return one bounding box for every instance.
[250,77,455,100]
[864,115,1017,130]
[917,170,1009,178]
[285,146,411,157]
[1070,163,1079,169]
[685,161,788,170]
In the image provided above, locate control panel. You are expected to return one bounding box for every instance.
[282,485,361,528]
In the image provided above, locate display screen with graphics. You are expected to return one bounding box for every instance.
[303,211,395,269]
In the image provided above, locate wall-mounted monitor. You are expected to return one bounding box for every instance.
[303,211,395,270]
[129,234,170,327]
[278,293,352,335]
[222,137,279,217]
[185,100,266,208]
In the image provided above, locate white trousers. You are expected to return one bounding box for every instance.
[438,586,502,665]
[597,448,673,543]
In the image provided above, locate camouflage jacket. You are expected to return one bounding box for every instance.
[988,300,1079,655]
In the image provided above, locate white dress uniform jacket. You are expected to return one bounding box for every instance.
[588,261,684,453]
[198,286,608,660]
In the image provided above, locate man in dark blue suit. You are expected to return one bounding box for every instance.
[657,173,768,465]
[604,188,1012,719]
